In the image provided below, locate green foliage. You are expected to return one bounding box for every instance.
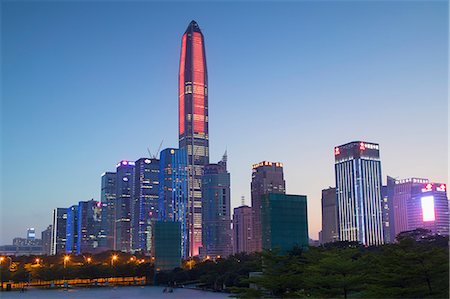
[161,231,448,299]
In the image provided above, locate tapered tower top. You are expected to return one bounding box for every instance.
[185,20,202,33]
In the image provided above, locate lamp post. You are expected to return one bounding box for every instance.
[0,256,12,268]
[111,254,118,267]
[35,258,41,266]
[63,255,70,269]
[83,255,92,264]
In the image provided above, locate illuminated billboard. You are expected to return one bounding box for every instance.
[421,196,436,222]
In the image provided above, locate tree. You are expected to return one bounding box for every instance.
[303,248,364,298]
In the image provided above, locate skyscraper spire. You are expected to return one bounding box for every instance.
[178,20,209,257]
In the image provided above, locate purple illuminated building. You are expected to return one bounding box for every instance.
[392,178,449,238]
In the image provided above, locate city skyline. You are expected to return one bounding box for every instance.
[2,1,448,244]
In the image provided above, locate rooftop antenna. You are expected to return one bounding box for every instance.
[155,139,164,159]
[241,196,245,206]
[147,139,164,159]
[147,147,153,159]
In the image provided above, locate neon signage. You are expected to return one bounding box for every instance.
[421,183,433,193]
[421,196,436,222]
[334,147,340,156]
[437,184,446,192]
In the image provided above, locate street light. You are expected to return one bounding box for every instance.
[87,257,92,264]
[111,254,118,266]
[0,256,13,267]
[64,255,70,268]
[35,258,41,265]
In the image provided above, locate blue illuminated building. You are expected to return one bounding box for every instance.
[201,152,232,258]
[66,205,78,254]
[101,172,116,250]
[77,199,106,254]
[115,160,135,252]
[158,148,188,258]
[132,158,160,253]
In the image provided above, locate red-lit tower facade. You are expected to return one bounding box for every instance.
[178,20,209,256]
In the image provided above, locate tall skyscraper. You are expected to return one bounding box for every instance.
[158,148,188,257]
[65,205,79,254]
[251,161,286,252]
[320,187,338,244]
[334,141,384,246]
[178,20,209,256]
[115,160,135,252]
[392,178,449,238]
[232,205,252,254]
[261,193,309,253]
[381,176,396,243]
[132,158,160,253]
[51,208,67,255]
[77,199,106,254]
[201,152,232,258]
[101,172,116,250]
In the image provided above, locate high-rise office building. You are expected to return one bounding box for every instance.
[251,161,286,252]
[201,153,232,258]
[158,148,188,257]
[392,178,449,238]
[41,225,52,255]
[101,172,116,250]
[334,141,384,246]
[232,205,252,254]
[132,158,160,253]
[78,199,106,254]
[65,205,78,254]
[320,187,338,244]
[261,193,309,253]
[115,160,135,252]
[178,20,209,256]
[51,208,68,255]
[381,176,396,243]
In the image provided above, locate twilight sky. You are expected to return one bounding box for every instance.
[1,1,448,244]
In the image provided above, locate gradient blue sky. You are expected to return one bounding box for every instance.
[1,1,448,244]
